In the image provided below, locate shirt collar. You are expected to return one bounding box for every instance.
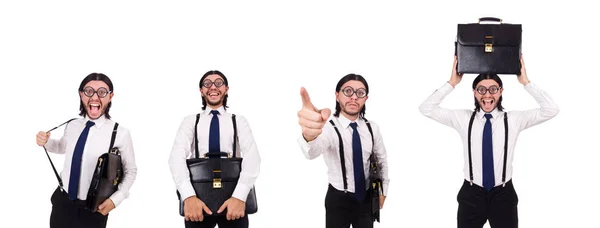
[85,114,108,128]
[337,114,362,129]
[203,106,226,116]
[477,108,502,120]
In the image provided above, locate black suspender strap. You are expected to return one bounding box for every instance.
[43,118,77,190]
[194,114,200,158]
[329,119,348,191]
[193,113,238,158]
[363,118,383,193]
[467,112,509,186]
[108,123,119,154]
[363,118,375,146]
[467,112,476,185]
[363,118,377,170]
[232,114,238,158]
[502,113,508,185]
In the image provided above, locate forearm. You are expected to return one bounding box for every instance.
[45,138,66,154]
[525,82,560,118]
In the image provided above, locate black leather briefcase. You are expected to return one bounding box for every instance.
[456,17,522,74]
[177,152,258,216]
[369,153,383,223]
[86,123,123,212]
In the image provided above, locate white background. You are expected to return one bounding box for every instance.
[1,1,598,227]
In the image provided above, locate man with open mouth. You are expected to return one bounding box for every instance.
[36,73,138,228]
[419,56,559,228]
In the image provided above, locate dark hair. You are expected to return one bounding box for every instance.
[78,73,114,119]
[199,70,229,110]
[333,73,369,118]
[472,73,504,112]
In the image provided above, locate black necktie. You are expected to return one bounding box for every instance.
[349,122,366,202]
[209,110,220,152]
[482,113,495,191]
[68,120,95,200]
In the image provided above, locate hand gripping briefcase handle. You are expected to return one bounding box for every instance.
[478,17,502,23]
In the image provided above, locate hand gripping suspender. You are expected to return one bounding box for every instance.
[43,118,119,191]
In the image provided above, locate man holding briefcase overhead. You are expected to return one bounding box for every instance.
[419,56,559,227]
[297,74,390,228]
[36,73,138,228]
[169,70,261,228]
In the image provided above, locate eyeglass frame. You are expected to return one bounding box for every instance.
[340,86,368,98]
[80,86,112,98]
[475,85,502,95]
[201,78,225,88]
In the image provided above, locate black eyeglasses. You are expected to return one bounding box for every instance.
[81,86,111,98]
[202,78,225,88]
[476,85,501,95]
[341,86,367,98]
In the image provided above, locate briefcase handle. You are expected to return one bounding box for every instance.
[204,151,230,158]
[478,17,502,24]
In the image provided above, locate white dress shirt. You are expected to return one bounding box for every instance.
[45,115,137,207]
[297,114,390,196]
[169,106,261,202]
[419,82,560,188]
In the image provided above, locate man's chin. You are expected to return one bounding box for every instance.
[87,112,103,120]
[343,109,360,117]
[207,100,223,107]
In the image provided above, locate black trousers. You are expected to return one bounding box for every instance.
[50,187,108,228]
[457,180,519,228]
[185,216,249,228]
[325,184,373,228]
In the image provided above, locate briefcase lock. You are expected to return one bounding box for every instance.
[485,43,493,53]
[213,178,222,189]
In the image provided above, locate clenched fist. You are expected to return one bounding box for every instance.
[36,131,50,146]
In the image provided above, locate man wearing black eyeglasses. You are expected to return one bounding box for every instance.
[169,70,261,228]
[419,57,559,228]
[297,74,390,228]
[35,73,137,228]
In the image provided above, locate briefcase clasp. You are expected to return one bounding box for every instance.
[485,43,493,53]
[213,178,222,188]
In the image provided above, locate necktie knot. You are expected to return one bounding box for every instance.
[211,110,220,116]
[349,122,358,130]
[484,113,493,120]
[86,121,96,128]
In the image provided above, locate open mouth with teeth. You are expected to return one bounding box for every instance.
[208,92,220,98]
[481,99,495,111]
[88,103,102,117]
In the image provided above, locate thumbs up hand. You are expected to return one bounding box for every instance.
[298,87,331,142]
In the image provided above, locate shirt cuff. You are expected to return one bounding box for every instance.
[382,183,389,196]
[232,183,252,202]
[442,82,455,92]
[297,136,312,158]
[178,184,197,202]
[109,191,127,207]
